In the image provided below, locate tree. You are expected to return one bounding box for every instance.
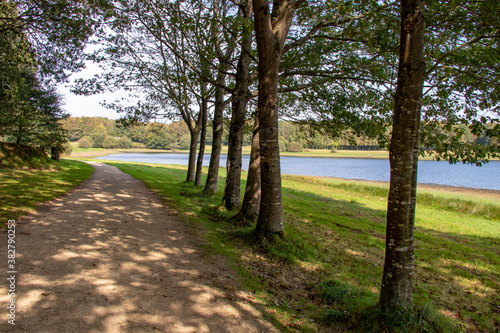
[236,115,261,221]
[203,0,237,194]
[117,136,133,149]
[0,12,68,152]
[252,0,304,238]
[79,0,222,183]
[78,137,92,148]
[287,141,303,152]
[222,0,254,209]
[379,0,426,310]
[0,0,101,158]
[11,0,99,82]
[380,0,500,310]
[102,136,118,149]
[92,132,106,148]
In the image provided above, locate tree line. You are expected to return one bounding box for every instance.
[62,116,389,151]
[64,115,498,152]
[3,0,499,319]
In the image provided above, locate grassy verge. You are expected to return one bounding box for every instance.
[105,161,500,332]
[0,159,95,227]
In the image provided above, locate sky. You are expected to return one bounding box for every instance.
[58,86,122,120]
[57,62,124,120]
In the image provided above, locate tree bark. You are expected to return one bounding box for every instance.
[203,0,236,194]
[380,0,426,310]
[186,127,200,182]
[50,146,60,162]
[238,115,261,221]
[222,0,253,210]
[195,95,208,186]
[252,0,301,237]
[203,84,225,193]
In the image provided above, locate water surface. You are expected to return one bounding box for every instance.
[96,152,500,191]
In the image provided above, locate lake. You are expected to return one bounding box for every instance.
[96,152,500,191]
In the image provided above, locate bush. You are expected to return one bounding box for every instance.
[92,133,106,148]
[78,137,92,148]
[145,131,174,149]
[287,141,303,152]
[279,140,286,152]
[61,142,73,156]
[132,142,146,149]
[117,136,133,149]
[102,136,118,149]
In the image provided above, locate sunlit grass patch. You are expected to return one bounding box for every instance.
[0,159,94,226]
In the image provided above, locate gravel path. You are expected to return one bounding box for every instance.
[1,162,275,332]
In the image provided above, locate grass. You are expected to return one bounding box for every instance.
[0,159,94,227]
[103,161,500,332]
[0,142,57,169]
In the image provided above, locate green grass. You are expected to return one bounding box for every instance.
[0,142,57,169]
[92,161,500,332]
[0,159,94,227]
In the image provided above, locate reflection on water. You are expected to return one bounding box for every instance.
[96,152,500,191]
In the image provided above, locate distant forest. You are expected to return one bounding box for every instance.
[61,116,496,152]
[61,116,383,152]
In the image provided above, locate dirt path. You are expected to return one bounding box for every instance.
[1,162,276,332]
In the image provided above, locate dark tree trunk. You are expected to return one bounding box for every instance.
[186,128,200,182]
[203,85,225,193]
[253,0,301,237]
[222,0,253,210]
[238,115,261,221]
[50,147,60,162]
[380,0,426,310]
[203,0,236,195]
[222,89,248,210]
[195,96,208,186]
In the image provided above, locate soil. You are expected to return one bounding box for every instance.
[0,162,276,332]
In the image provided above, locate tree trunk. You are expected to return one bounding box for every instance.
[222,86,248,210]
[186,128,200,182]
[50,147,60,162]
[380,0,426,310]
[222,0,253,210]
[238,115,261,221]
[203,0,236,195]
[203,85,225,193]
[253,0,301,237]
[195,96,208,186]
